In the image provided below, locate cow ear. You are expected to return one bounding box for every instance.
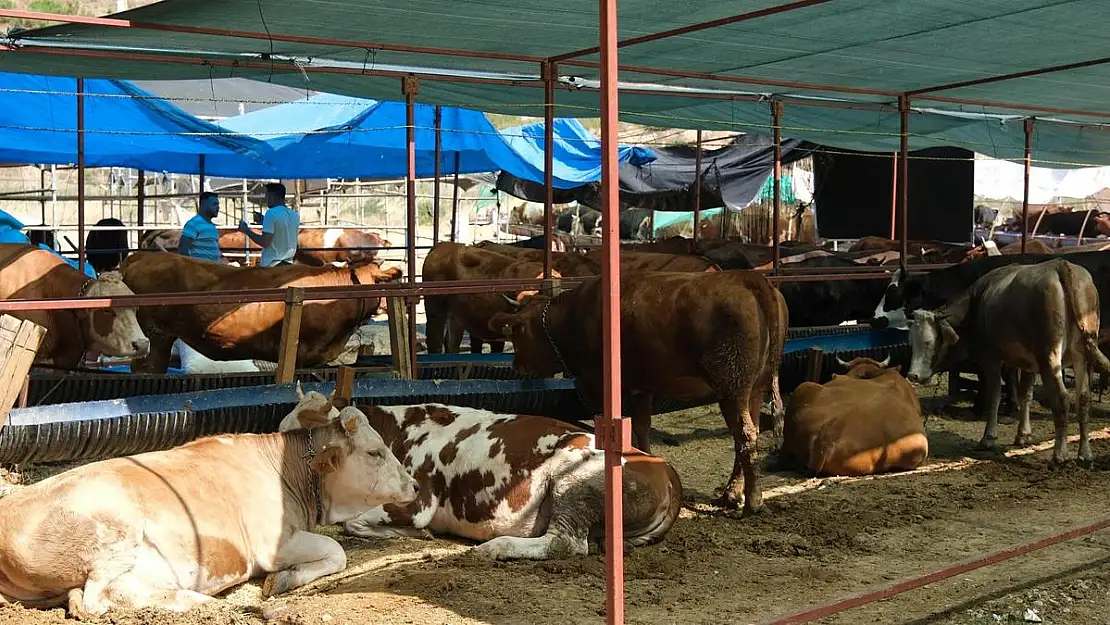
[489,313,522,338]
[310,445,344,475]
[332,396,351,411]
[888,364,902,374]
[339,407,366,437]
[939,319,959,345]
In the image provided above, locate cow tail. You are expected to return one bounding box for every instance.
[1055,260,1110,375]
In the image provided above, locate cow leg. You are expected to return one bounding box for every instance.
[260,531,347,598]
[344,501,435,540]
[627,392,654,453]
[1013,370,1036,447]
[424,304,447,354]
[1075,360,1093,466]
[445,319,464,353]
[769,373,785,442]
[976,361,1004,451]
[1039,355,1071,466]
[718,393,762,514]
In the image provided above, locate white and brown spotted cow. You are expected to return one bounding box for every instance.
[280,402,683,561]
[0,404,418,617]
[782,356,928,476]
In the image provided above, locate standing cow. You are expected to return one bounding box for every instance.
[907,259,1110,464]
[490,270,787,513]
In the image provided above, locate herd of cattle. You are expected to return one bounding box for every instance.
[2,225,1110,616]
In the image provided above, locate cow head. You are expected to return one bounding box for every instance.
[869,268,923,330]
[501,270,563,307]
[1095,213,1110,237]
[79,272,151,358]
[833,354,899,380]
[906,309,959,385]
[309,406,419,524]
[489,296,564,378]
[278,382,343,432]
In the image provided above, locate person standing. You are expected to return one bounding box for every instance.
[178,192,223,262]
[239,182,299,267]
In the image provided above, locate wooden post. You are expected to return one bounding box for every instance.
[334,365,356,410]
[0,315,46,428]
[386,295,414,379]
[274,287,305,385]
[805,347,824,383]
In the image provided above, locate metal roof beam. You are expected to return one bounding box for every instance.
[907,55,1110,96]
[550,0,835,62]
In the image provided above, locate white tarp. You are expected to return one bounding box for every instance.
[975,155,1110,205]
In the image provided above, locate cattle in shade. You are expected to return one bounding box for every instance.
[776,255,891,327]
[908,259,1110,464]
[782,356,928,476]
[281,402,682,560]
[1015,208,1108,238]
[294,228,391,267]
[555,206,602,237]
[490,270,787,512]
[622,235,694,255]
[422,242,560,355]
[962,239,1053,262]
[584,249,720,273]
[0,403,417,617]
[974,204,999,229]
[84,218,128,274]
[119,252,402,372]
[618,208,653,241]
[472,241,599,277]
[0,244,149,367]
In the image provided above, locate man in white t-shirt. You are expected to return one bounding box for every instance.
[239,182,299,267]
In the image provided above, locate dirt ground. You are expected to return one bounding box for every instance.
[3,377,1110,625]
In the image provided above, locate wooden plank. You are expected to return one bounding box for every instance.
[274,287,305,385]
[334,366,355,410]
[0,315,46,428]
[386,295,414,380]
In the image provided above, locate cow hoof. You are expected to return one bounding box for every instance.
[975,437,997,451]
[471,539,508,561]
[713,492,743,511]
[261,571,291,598]
[1013,434,1034,448]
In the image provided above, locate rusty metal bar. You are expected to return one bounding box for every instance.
[1022,118,1033,253]
[693,129,703,244]
[772,100,783,275]
[403,75,420,377]
[76,77,86,276]
[760,515,1110,625]
[889,152,896,240]
[898,95,910,272]
[597,0,628,619]
[543,61,556,278]
[433,105,443,244]
[907,55,1110,97]
[0,9,545,64]
[450,153,461,243]
[552,0,834,61]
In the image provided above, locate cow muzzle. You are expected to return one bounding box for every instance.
[132,337,151,356]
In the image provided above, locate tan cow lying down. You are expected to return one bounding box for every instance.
[783,356,928,476]
[0,404,417,617]
[0,244,150,367]
[280,399,683,560]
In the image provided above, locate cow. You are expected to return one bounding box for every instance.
[472,241,600,277]
[556,206,602,237]
[85,218,128,274]
[618,208,654,242]
[1019,209,1104,238]
[499,234,569,252]
[119,252,402,372]
[281,402,682,560]
[422,242,561,355]
[974,204,999,229]
[0,244,149,368]
[489,270,788,512]
[294,228,391,267]
[907,259,1110,464]
[962,239,1053,262]
[781,355,928,476]
[776,255,892,327]
[584,249,720,273]
[695,239,755,270]
[0,405,418,617]
[621,236,694,255]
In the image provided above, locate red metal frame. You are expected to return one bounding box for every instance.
[897,95,910,270]
[543,61,557,278]
[888,151,897,240]
[76,77,86,275]
[1021,118,1033,253]
[771,100,783,274]
[403,76,420,375]
[433,105,442,244]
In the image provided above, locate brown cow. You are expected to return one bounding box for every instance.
[119,252,402,372]
[295,228,392,267]
[0,404,418,617]
[962,239,1053,262]
[472,241,600,277]
[490,270,788,513]
[285,402,682,560]
[423,242,561,354]
[620,236,694,255]
[584,249,720,273]
[0,244,150,367]
[782,356,928,477]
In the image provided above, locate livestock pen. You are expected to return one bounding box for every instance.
[3,1,1110,624]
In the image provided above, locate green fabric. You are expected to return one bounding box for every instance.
[756,174,795,204]
[7,0,1110,166]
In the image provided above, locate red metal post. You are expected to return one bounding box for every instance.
[889,152,897,239]
[433,105,442,244]
[1022,118,1033,253]
[898,95,910,270]
[772,100,783,275]
[598,0,628,620]
[543,61,556,278]
[450,154,460,243]
[403,76,420,375]
[693,129,703,244]
[76,77,86,275]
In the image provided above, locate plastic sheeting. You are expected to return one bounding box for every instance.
[974,157,1110,204]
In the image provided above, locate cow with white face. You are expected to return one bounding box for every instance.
[0,404,417,617]
[280,403,683,561]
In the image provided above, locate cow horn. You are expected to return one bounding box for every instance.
[296,380,305,400]
[835,355,851,369]
[878,354,891,367]
[501,294,523,308]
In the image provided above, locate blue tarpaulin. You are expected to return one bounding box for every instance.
[499,118,656,183]
[0,72,271,173]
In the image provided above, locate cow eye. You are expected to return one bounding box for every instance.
[367,449,382,458]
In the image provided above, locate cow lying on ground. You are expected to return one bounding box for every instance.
[423,242,561,355]
[0,405,418,617]
[490,270,787,512]
[280,400,682,560]
[0,244,150,367]
[782,356,928,476]
[120,252,402,372]
[907,259,1110,464]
